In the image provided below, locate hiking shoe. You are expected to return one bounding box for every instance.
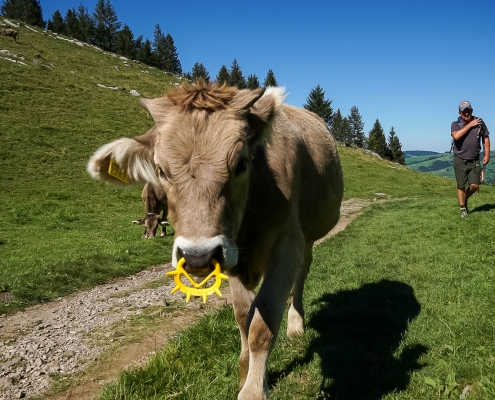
[460,207,469,219]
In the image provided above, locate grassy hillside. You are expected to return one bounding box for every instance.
[406,151,495,184]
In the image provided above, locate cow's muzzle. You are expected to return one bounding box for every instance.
[173,235,239,276]
[177,246,222,277]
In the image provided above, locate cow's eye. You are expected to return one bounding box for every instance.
[157,166,169,181]
[235,157,249,176]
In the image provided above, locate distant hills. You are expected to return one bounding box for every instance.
[405,151,495,184]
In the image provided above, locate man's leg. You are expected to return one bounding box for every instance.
[457,188,467,207]
[464,162,482,210]
[465,183,480,202]
[454,156,468,208]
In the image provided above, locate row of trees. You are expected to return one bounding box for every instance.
[303,86,405,165]
[184,59,278,90]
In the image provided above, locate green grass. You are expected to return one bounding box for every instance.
[99,196,495,399]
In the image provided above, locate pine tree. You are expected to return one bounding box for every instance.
[330,109,344,142]
[93,0,121,52]
[347,106,365,148]
[228,59,246,88]
[151,24,165,69]
[263,69,277,87]
[76,4,94,44]
[162,33,182,74]
[151,25,181,74]
[303,85,333,128]
[216,65,230,85]
[135,37,152,65]
[247,74,260,89]
[342,118,354,147]
[47,9,65,34]
[1,0,44,27]
[191,61,210,83]
[115,24,136,59]
[387,127,405,164]
[367,119,387,157]
[64,8,79,38]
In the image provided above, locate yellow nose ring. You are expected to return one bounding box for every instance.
[166,258,228,303]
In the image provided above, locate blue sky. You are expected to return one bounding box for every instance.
[42,0,495,152]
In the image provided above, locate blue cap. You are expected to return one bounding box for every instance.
[459,101,473,111]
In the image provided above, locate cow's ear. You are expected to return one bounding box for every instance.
[247,87,287,146]
[139,97,173,124]
[132,219,144,225]
[87,133,158,186]
[231,88,265,116]
[252,87,286,121]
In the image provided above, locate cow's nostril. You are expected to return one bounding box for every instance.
[182,248,215,269]
[212,245,224,265]
[177,247,185,260]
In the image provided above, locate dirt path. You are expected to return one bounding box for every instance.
[0,198,376,400]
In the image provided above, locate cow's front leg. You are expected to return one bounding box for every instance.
[239,232,304,400]
[230,276,256,390]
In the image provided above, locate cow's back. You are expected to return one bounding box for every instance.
[270,104,343,243]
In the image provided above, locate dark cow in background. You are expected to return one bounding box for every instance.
[1,28,18,42]
[87,81,344,399]
[132,182,169,238]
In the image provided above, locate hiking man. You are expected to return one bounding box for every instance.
[451,101,490,218]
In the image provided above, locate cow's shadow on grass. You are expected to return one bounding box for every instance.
[271,280,427,400]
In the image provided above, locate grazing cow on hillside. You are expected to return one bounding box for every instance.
[87,81,344,399]
[132,182,169,238]
[1,28,18,42]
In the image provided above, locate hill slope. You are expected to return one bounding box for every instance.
[405,152,495,184]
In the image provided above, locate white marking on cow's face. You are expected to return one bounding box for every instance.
[172,235,238,269]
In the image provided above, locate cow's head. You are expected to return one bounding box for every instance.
[132,212,169,239]
[88,82,283,276]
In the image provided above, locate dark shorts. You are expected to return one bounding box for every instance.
[453,155,481,189]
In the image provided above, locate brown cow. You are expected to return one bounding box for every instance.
[132,182,169,238]
[87,81,343,399]
[1,28,18,42]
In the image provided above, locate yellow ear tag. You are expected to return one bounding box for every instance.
[108,159,130,184]
[166,258,228,303]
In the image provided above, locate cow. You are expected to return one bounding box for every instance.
[132,182,170,238]
[1,28,18,43]
[87,81,344,399]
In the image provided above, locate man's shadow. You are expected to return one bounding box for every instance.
[271,280,427,400]
[469,203,495,214]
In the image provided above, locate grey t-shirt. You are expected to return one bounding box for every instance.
[451,117,490,160]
